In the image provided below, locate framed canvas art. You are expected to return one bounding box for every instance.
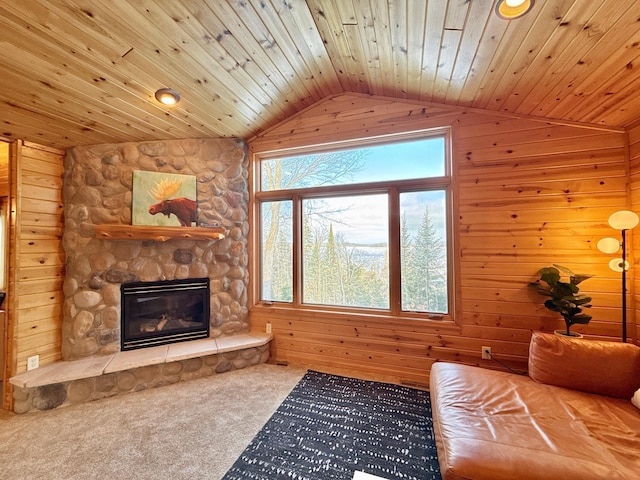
[132,171,197,227]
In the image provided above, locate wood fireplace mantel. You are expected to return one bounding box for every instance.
[94,224,226,242]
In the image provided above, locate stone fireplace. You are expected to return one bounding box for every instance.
[62,139,250,360]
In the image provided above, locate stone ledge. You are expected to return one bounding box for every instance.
[10,332,272,389]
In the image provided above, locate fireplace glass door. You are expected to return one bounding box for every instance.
[121,278,210,351]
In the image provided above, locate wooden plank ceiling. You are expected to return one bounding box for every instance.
[1,0,640,149]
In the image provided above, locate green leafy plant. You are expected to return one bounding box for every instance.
[529,264,593,336]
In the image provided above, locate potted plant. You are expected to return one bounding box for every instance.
[529,264,593,337]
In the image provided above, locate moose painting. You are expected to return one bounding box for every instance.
[148,197,196,226]
[132,171,197,227]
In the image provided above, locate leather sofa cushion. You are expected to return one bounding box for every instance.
[430,362,640,480]
[528,331,640,399]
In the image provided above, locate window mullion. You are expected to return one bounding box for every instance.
[292,192,302,307]
[388,187,401,315]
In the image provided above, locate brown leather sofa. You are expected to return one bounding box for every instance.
[430,332,640,480]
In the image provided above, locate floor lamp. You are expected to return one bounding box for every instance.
[597,210,639,343]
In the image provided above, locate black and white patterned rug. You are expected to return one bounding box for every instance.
[222,370,441,480]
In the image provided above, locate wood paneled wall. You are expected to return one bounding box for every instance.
[0,142,8,197]
[2,141,65,409]
[249,93,630,385]
[458,113,629,346]
[628,123,640,345]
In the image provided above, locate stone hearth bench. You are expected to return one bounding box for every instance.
[9,332,272,413]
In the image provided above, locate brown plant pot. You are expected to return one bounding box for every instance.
[554,329,583,339]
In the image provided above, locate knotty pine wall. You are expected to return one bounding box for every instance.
[629,123,640,346]
[0,142,7,396]
[249,93,631,386]
[0,142,8,196]
[2,141,65,409]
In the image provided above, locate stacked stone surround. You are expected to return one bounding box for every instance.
[62,138,251,360]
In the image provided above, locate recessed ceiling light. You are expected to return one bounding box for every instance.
[495,0,534,20]
[154,88,181,105]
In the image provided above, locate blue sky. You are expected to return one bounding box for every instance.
[306,137,448,244]
[349,136,445,184]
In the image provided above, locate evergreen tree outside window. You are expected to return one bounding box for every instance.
[400,192,447,313]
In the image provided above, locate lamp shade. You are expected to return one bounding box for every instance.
[608,210,639,230]
[609,258,629,272]
[597,237,621,254]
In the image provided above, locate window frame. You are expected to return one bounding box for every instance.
[250,128,456,323]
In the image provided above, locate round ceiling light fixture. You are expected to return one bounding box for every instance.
[495,0,535,20]
[154,88,181,106]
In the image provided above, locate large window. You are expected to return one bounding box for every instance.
[255,131,452,319]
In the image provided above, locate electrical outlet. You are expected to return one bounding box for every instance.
[481,346,491,360]
[27,355,39,371]
[266,322,272,334]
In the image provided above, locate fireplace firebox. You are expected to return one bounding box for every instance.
[121,278,210,351]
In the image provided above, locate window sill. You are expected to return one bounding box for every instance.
[250,303,462,332]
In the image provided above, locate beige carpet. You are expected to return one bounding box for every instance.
[0,363,307,480]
